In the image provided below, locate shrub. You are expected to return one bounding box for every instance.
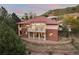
[0,22,26,55]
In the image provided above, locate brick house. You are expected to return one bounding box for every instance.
[17,16,59,41]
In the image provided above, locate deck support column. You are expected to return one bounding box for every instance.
[18,24,21,36]
[44,32,46,40]
[38,33,40,40]
[33,33,35,39]
[28,32,30,39]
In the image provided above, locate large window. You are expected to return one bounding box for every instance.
[29,32,46,40]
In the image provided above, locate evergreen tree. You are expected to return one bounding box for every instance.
[0,14,17,32]
[12,13,21,22]
[0,21,26,55]
[0,6,8,17]
[0,7,26,55]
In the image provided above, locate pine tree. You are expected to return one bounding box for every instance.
[0,21,26,55]
[12,13,21,22]
[0,6,8,17]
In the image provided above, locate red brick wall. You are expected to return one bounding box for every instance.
[46,29,58,41]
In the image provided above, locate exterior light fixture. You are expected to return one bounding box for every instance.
[49,33,53,36]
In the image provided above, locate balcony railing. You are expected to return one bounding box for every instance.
[27,28,46,32]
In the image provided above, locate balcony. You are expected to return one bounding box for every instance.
[27,28,46,32]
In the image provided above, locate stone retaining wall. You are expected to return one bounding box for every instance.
[22,38,77,55]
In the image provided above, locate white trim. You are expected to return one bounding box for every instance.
[47,25,59,29]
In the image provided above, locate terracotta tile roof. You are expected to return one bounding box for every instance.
[17,17,58,25]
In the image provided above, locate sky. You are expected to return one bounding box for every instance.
[0,4,78,17]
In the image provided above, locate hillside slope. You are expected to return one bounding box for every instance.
[42,5,79,17]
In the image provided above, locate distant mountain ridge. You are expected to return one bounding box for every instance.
[42,5,79,17]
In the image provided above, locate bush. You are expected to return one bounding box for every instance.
[0,22,26,55]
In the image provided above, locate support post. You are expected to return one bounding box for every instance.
[44,32,46,40]
[18,24,20,36]
[28,32,30,39]
[38,33,40,40]
[33,33,35,39]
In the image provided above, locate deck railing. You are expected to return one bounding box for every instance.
[27,28,46,32]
